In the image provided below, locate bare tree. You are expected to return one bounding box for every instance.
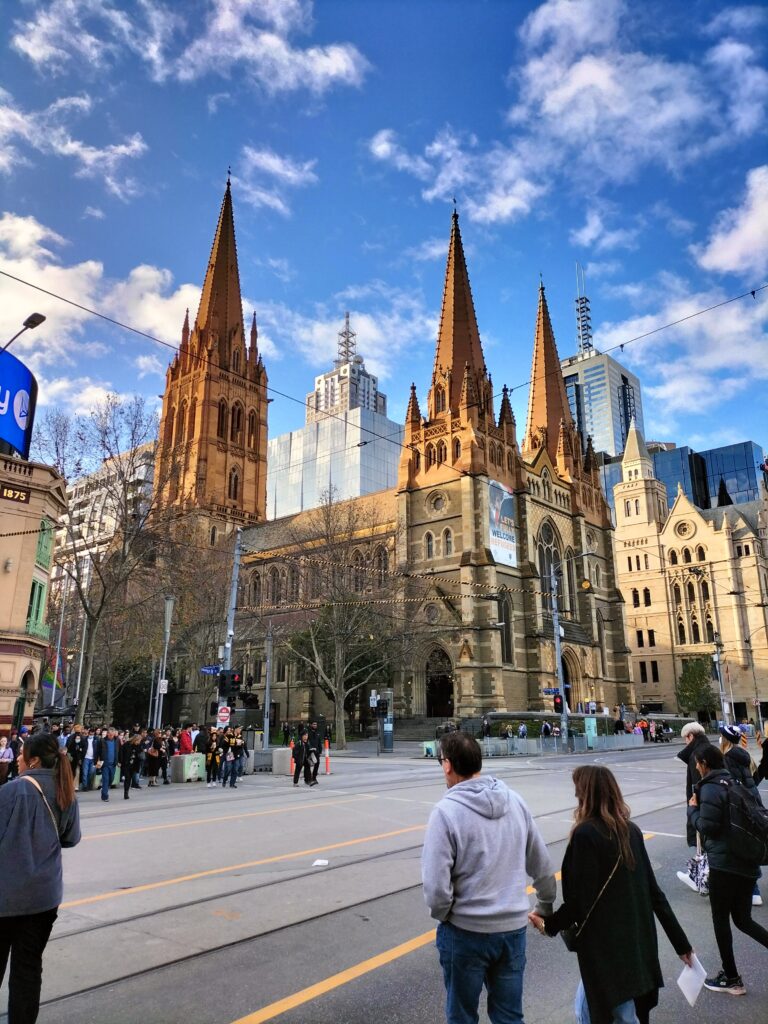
[248,490,429,749]
[36,395,173,725]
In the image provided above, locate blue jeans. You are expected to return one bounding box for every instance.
[100,763,116,799]
[436,921,526,1024]
[575,981,638,1024]
[222,759,237,787]
[81,759,95,790]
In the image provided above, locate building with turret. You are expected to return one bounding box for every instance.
[239,211,632,722]
[614,421,768,719]
[154,179,269,538]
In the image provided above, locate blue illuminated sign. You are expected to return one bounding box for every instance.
[0,348,38,459]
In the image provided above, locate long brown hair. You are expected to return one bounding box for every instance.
[23,733,76,810]
[572,765,635,869]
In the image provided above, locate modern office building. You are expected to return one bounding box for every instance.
[561,349,644,458]
[305,314,387,424]
[598,440,767,521]
[267,317,403,519]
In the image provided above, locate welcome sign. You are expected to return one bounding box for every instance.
[0,348,38,459]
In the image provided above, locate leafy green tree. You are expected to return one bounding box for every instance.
[676,658,718,718]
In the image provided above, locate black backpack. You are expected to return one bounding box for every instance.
[719,778,768,865]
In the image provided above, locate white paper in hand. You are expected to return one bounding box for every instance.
[677,955,706,1007]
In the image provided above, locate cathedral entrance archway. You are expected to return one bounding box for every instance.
[425,648,453,718]
[561,650,583,711]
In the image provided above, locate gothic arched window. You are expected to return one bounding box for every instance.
[643,587,651,606]
[424,532,434,560]
[247,410,257,448]
[632,588,640,607]
[500,598,513,664]
[678,619,686,644]
[165,407,176,446]
[537,520,561,610]
[352,551,365,593]
[443,529,453,557]
[232,348,241,373]
[251,572,261,606]
[437,440,447,464]
[687,581,695,603]
[706,617,714,643]
[697,545,706,562]
[669,550,678,565]
[435,387,446,413]
[673,583,682,605]
[217,399,228,439]
[228,467,240,501]
[230,403,243,444]
[453,438,461,462]
[188,399,197,439]
[702,581,710,602]
[692,619,701,644]
[683,547,692,563]
[288,567,300,602]
[426,444,436,469]
[176,401,187,446]
[374,546,388,588]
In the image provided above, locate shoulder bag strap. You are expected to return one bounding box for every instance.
[20,775,61,838]
[573,853,622,940]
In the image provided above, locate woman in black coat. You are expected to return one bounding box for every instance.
[530,766,692,1024]
[688,743,768,994]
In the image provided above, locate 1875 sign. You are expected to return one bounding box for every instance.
[1,484,31,504]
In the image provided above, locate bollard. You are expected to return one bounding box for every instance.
[324,738,331,775]
[290,739,295,776]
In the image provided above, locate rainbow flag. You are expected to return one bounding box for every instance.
[42,648,65,696]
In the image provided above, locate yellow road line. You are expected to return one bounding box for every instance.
[228,839,663,1023]
[84,795,376,841]
[61,824,425,909]
[230,930,437,1024]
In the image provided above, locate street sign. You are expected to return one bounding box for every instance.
[158,678,168,695]
[369,694,378,708]
[217,706,231,726]
[542,687,560,695]
[200,665,220,675]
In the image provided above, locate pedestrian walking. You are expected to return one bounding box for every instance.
[96,726,120,801]
[204,729,222,787]
[307,720,322,785]
[687,743,768,995]
[675,721,711,892]
[236,727,248,778]
[145,729,162,787]
[120,734,142,800]
[281,721,289,746]
[422,731,556,1024]
[7,729,21,781]
[293,729,313,787]
[719,724,763,906]
[79,727,98,791]
[530,765,693,1024]
[220,727,239,789]
[0,731,81,1023]
[0,736,13,785]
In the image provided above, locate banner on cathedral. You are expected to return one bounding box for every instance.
[488,479,517,567]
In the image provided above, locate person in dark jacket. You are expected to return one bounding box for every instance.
[720,724,763,905]
[120,735,142,800]
[688,743,768,995]
[307,721,322,784]
[530,765,692,1024]
[755,723,768,782]
[293,730,313,787]
[0,732,81,1023]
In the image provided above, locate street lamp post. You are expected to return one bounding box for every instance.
[154,595,175,729]
[712,632,730,725]
[551,564,569,747]
[2,313,46,352]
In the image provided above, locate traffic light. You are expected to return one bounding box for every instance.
[230,672,241,699]
[218,670,242,704]
[553,693,564,714]
[218,670,230,704]
[376,697,389,719]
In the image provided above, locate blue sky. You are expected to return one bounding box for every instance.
[1,0,766,455]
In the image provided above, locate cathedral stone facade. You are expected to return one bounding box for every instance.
[235,210,632,720]
[154,181,268,535]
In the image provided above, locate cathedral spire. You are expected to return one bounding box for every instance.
[498,385,515,427]
[522,282,574,465]
[181,307,190,350]
[432,210,486,412]
[621,417,652,482]
[405,383,422,425]
[195,179,245,365]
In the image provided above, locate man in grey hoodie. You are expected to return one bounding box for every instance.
[422,731,555,1024]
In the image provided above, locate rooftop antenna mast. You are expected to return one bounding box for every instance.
[575,262,593,356]
[336,311,357,366]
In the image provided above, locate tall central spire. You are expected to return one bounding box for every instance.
[432,210,486,412]
[522,282,574,465]
[195,179,245,360]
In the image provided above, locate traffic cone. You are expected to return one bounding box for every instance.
[290,739,295,776]
[324,738,331,775]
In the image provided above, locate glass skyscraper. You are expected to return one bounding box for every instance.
[561,350,644,457]
[598,440,767,521]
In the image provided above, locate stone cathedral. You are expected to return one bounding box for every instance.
[155,184,632,718]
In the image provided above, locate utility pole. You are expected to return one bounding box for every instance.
[263,621,273,751]
[712,632,730,725]
[154,595,175,728]
[551,564,569,748]
[146,655,156,730]
[52,576,69,708]
[220,528,243,714]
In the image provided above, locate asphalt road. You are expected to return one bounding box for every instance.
[3,742,767,1024]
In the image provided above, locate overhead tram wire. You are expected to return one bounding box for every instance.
[2,267,766,494]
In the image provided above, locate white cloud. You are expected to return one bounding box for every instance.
[569,209,640,251]
[38,376,117,416]
[691,165,768,278]
[583,260,621,278]
[206,91,231,114]
[235,145,318,215]
[12,1,369,96]
[135,354,165,379]
[0,88,146,198]
[369,130,431,179]
[83,206,105,219]
[704,5,768,37]
[262,257,295,283]
[405,238,451,262]
[593,274,768,415]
